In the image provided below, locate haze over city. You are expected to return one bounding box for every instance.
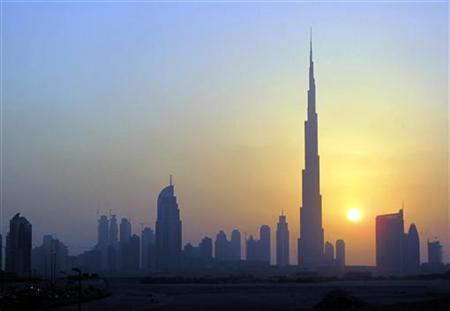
[3,1,448,267]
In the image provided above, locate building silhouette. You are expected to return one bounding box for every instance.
[155,177,182,272]
[214,230,229,260]
[141,227,155,271]
[428,240,442,266]
[376,210,405,275]
[5,213,32,277]
[324,241,334,266]
[376,209,420,276]
[214,230,241,261]
[405,224,420,274]
[230,229,241,260]
[109,214,118,245]
[260,225,271,264]
[246,235,259,261]
[245,225,271,264]
[199,237,213,261]
[335,239,346,268]
[276,213,290,267]
[120,218,132,243]
[298,33,324,268]
[128,234,141,271]
[97,215,109,248]
[32,235,68,280]
[183,236,214,266]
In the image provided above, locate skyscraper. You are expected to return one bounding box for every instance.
[230,229,241,261]
[5,213,32,277]
[259,225,271,264]
[246,235,259,261]
[276,213,290,267]
[119,218,132,243]
[405,224,420,274]
[324,241,334,266]
[199,237,213,261]
[298,32,324,268]
[31,235,69,280]
[109,215,118,245]
[376,209,405,276]
[155,178,182,272]
[97,215,109,248]
[214,230,229,260]
[335,239,346,268]
[141,227,155,270]
[428,240,442,266]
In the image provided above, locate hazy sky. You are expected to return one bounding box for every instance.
[3,2,448,265]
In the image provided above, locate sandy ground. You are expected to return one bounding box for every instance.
[57,278,450,311]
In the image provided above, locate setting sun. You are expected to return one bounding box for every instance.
[347,208,363,223]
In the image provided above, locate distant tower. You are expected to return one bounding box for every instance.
[230,229,241,260]
[405,224,420,274]
[335,239,346,268]
[5,213,32,277]
[324,241,334,266]
[214,230,229,260]
[199,237,213,261]
[141,227,155,270]
[119,218,132,243]
[428,240,442,266]
[121,234,140,271]
[259,225,271,264]
[246,235,258,261]
[155,178,182,272]
[298,31,324,268]
[97,215,109,247]
[276,213,290,267]
[109,215,118,245]
[376,209,405,275]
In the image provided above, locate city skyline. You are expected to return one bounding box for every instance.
[2,3,448,266]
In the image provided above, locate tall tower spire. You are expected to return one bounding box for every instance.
[309,28,313,63]
[298,31,324,268]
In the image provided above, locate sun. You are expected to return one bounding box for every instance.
[346,207,362,223]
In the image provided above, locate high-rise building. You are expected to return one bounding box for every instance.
[214,230,229,260]
[246,235,259,261]
[405,224,420,274]
[259,225,271,264]
[109,215,118,245]
[230,229,241,261]
[141,227,155,270]
[5,213,32,277]
[324,241,334,266]
[155,178,182,272]
[97,215,109,248]
[31,235,69,280]
[129,234,141,271]
[119,218,132,243]
[298,33,324,268]
[276,213,290,267]
[376,209,405,275]
[106,244,117,272]
[428,240,442,266]
[199,237,213,261]
[335,239,346,268]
